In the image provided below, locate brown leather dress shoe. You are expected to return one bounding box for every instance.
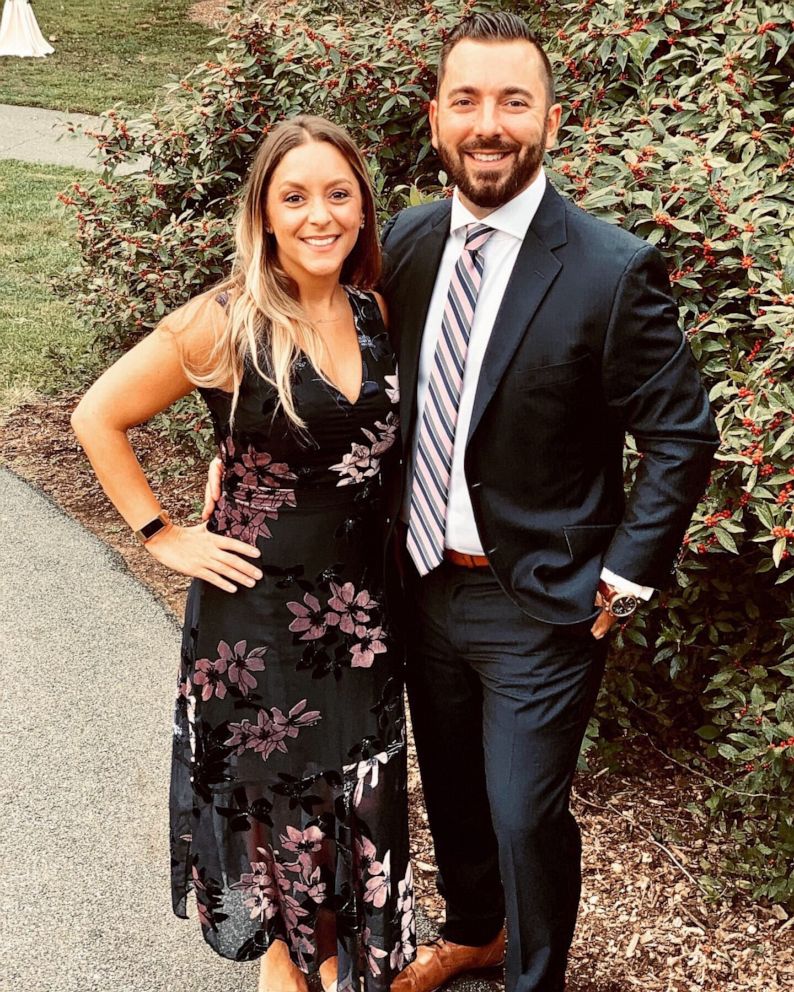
[391,928,505,992]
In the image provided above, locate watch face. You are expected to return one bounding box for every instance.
[611,595,638,618]
[140,517,166,540]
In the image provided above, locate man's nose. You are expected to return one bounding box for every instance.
[473,101,503,138]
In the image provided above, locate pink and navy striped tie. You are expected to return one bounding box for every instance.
[407,222,496,575]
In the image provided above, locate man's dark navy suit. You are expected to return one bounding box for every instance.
[379,181,719,991]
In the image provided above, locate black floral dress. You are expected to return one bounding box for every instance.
[169,287,415,990]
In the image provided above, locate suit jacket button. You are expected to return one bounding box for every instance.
[487,546,497,555]
[470,481,481,489]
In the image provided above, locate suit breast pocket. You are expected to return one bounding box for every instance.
[512,354,593,390]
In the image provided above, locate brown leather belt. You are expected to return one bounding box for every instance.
[443,548,491,569]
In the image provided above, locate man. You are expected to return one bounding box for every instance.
[379,11,718,992]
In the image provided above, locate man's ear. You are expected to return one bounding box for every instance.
[545,103,563,150]
[428,98,440,151]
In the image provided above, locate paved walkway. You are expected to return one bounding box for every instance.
[0,103,146,172]
[0,466,497,992]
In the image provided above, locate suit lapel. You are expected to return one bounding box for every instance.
[397,206,451,448]
[466,184,567,445]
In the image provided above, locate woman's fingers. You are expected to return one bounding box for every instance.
[210,457,223,500]
[197,567,237,594]
[201,479,213,521]
[211,549,263,586]
[201,457,223,519]
[215,535,261,559]
[201,482,216,520]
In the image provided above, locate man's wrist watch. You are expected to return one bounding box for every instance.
[133,510,172,544]
[597,579,639,619]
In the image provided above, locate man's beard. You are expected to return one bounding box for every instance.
[436,127,547,210]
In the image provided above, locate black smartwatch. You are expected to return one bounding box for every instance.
[134,511,171,544]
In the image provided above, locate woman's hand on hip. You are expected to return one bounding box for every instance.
[145,522,262,593]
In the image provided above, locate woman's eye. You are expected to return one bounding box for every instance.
[284,194,303,204]
[331,190,351,200]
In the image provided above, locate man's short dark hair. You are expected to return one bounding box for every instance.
[436,11,556,106]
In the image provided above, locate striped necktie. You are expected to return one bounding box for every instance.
[407,222,496,576]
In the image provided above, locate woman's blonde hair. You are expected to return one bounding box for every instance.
[189,115,381,426]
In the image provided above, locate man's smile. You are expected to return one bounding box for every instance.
[467,151,511,162]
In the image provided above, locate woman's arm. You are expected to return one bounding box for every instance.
[71,297,262,593]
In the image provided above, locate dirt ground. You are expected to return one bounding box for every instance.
[2,393,791,991]
[188,1,233,29]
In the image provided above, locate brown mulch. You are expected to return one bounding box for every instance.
[187,0,233,30]
[1,394,791,992]
[187,1,291,29]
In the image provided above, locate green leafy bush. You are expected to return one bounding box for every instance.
[61,0,794,905]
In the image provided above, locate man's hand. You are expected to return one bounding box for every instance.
[590,589,619,640]
[202,455,223,521]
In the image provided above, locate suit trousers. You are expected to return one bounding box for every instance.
[405,560,608,992]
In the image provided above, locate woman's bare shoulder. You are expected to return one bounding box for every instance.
[156,289,230,360]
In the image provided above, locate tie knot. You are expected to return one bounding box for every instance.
[464,223,495,254]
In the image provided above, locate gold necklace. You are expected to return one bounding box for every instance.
[305,289,348,325]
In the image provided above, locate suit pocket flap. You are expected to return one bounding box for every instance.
[563,523,618,560]
[513,354,592,389]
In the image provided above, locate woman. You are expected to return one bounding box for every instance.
[72,116,415,992]
[0,0,54,58]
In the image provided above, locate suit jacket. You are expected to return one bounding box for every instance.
[380,182,719,625]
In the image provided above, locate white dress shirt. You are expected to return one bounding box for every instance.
[403,170,653,601]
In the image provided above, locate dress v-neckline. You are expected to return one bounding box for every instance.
[313,286,365,408]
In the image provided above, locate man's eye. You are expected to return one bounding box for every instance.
[453,99,473,107]
[506,100,528,108]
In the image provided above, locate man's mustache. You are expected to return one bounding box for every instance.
[458,140,521,154]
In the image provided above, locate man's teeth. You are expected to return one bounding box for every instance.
[471,152,508,161]
[304,236,338,246]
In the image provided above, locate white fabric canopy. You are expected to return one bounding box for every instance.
[0,0,54,57]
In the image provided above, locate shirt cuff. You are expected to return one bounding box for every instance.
[600,568,654,601]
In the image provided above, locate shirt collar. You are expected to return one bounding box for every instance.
[450,167,547,242]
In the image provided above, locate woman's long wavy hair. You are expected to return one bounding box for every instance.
[190,115,381,427]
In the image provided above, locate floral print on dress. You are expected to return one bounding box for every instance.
[287,579,388,678]
[330,412,399,486]
[211,437,298,542]
[384,368,399,405]
[225,699,321,761]
[193,639,267,701]
[391,861,416,973]
[223,436,298,493]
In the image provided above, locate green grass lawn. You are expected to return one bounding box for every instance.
[0,159,95,407]
[0,1,217,114]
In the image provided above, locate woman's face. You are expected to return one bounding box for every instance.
[265,139,364,284]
